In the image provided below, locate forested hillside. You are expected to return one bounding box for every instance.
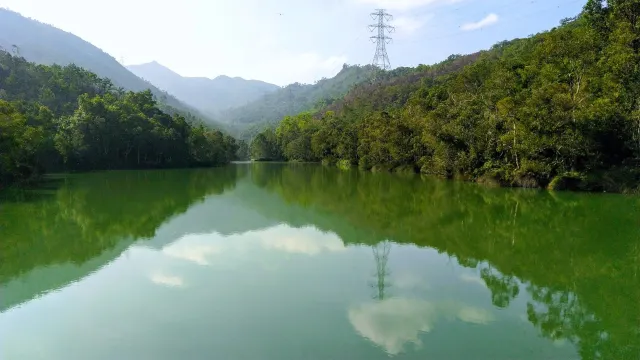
[0,51,239,188]
[127,61,279,117]
[0,8,221,128]
[252,1,640,193]
[221,64,376,137]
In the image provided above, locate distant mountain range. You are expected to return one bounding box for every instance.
[217,64,376,139]
[127,61,279,118]
[0,8,222,127]
[0,8,375,136]
[127,61,376,136]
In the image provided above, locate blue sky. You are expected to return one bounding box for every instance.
[1,0,586,86]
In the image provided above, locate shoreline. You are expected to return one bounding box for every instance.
[252,159,640,195]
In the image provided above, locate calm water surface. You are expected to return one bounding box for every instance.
[1,163,639,359]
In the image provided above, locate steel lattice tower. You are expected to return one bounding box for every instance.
[370,241,391,300]
[369,9,394,70]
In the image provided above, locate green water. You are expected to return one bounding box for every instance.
[1,163,638,360]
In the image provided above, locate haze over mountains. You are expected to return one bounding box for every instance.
[128,60,375,136]
[0,7,373,135]
[0,8,223,126]
[127,61,280,117]
[219,64,374,129]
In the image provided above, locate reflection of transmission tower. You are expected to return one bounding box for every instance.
[370,241,391,300]
[368,9,394,70]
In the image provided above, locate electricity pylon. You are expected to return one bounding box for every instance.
[369,9,394,70]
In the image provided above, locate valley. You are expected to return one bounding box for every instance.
[1,1,640,359]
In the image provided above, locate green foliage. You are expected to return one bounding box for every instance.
[223,64,376,133]
[0,52,239,188]
[254,4,640,192]
[250,128,282,161]
[276,112,319,161]
[235,140,250,161]
[0,100,46,185]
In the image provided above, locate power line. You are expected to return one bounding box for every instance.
[320,0,581,86]
[369,9,395,70]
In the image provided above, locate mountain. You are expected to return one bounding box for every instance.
[126,61,279,117]
[250,3,640,193]
[0,8,219,127]
[218,64,377,137]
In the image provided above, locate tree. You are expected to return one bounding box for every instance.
[0,100,45,185]
[0,50,239,187]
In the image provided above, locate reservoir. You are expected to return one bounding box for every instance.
[1,163,638,359]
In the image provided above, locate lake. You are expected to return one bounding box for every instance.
[1,163,638,359]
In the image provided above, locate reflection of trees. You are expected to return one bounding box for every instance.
[526,286,611,360]
[0,167,239,286]
[480,266,519,309]
[250,163,640,360]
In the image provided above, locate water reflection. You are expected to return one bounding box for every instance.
[370,241,391,301]
[0,167,240,312]
[0,163,638,359]
[150,272,185,288]
[348,297,438,355]
[348,297,497,356]
[157,224,347,269]
[249,163,640,359]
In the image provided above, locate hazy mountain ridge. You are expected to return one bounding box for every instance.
[218,64,377,138]
[127,61,279,117]
[0,8,222,128]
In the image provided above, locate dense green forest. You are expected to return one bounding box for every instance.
[222,64,377,140]
[252,1,640,193]
[0,51,240,188]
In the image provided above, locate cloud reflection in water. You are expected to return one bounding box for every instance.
[348,297,495,355]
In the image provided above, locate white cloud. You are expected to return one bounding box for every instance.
[354,0,463,11]
[461,13,499,31]
[260,235,344,255]
[150,272,185,287]
[158,225,346,268]
[392,15,432,35]
[162,241,224,266]
[259,226,347,255]
[348,297,496,355]
[348,298,437,355]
